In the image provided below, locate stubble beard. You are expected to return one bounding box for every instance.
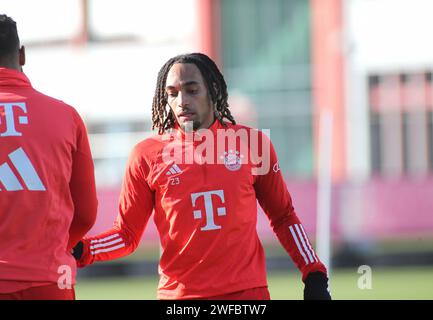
[181,120,200,132]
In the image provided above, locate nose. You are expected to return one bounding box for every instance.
[177,91,189,108]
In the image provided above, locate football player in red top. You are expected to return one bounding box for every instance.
[73,53,331,300]
[0,15,98,300]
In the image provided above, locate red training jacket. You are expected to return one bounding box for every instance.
[78,120,326,299]
[0,68,97,293]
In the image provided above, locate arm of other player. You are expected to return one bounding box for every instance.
[73,143,155,268]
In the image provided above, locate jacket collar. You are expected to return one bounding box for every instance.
[0,67,32,88]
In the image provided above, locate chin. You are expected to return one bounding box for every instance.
[180,120,200,132]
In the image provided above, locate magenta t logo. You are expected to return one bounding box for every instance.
[191,190,226,231]
[0,102,28,137]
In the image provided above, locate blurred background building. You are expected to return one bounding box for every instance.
[3,0,433,273]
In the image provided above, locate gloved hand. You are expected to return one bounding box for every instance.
[71,241,84,260]
[303,271,332,300]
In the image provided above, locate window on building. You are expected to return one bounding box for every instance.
[368,71,433,177]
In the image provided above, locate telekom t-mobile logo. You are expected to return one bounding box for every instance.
[0,102,28,136]
[191,190,227,231]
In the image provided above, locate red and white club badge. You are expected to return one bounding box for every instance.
[220,150,244,171]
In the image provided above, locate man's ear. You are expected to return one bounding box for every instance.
[19,45,25,67]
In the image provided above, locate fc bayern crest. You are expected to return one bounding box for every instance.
[220,150,244,171]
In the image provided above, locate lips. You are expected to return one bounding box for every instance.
[178,111,195,120]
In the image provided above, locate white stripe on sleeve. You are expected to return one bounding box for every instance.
[299,224,319,262]
[90,233,121,244]
[294,224,315,263]
[289,225,309,264]
[90,237,123,250]
[91,243,126,255]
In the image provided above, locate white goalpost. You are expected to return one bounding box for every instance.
[316,110,334,290]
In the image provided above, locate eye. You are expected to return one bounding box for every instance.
[167,91,177,98]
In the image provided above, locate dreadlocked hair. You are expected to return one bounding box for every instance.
[151,52,236,134]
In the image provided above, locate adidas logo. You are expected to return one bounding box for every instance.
[165,163,182,176]
[0,147,46,191]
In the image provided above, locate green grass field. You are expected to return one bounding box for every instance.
[75,265,433,300]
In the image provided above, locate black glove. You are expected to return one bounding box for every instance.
[303,271,332,300]
[72,241,84,260]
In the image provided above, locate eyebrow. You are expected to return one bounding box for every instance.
[165,81,200,90]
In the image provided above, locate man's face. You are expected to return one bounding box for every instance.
[165,63,215,131]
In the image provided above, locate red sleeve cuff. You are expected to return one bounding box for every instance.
[301,263,328,282]
[77,238,93,268]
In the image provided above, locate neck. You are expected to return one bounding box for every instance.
[0,58,20,71]
[197,115,217,131]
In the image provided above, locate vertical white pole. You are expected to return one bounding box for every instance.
[316,110,333,288]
